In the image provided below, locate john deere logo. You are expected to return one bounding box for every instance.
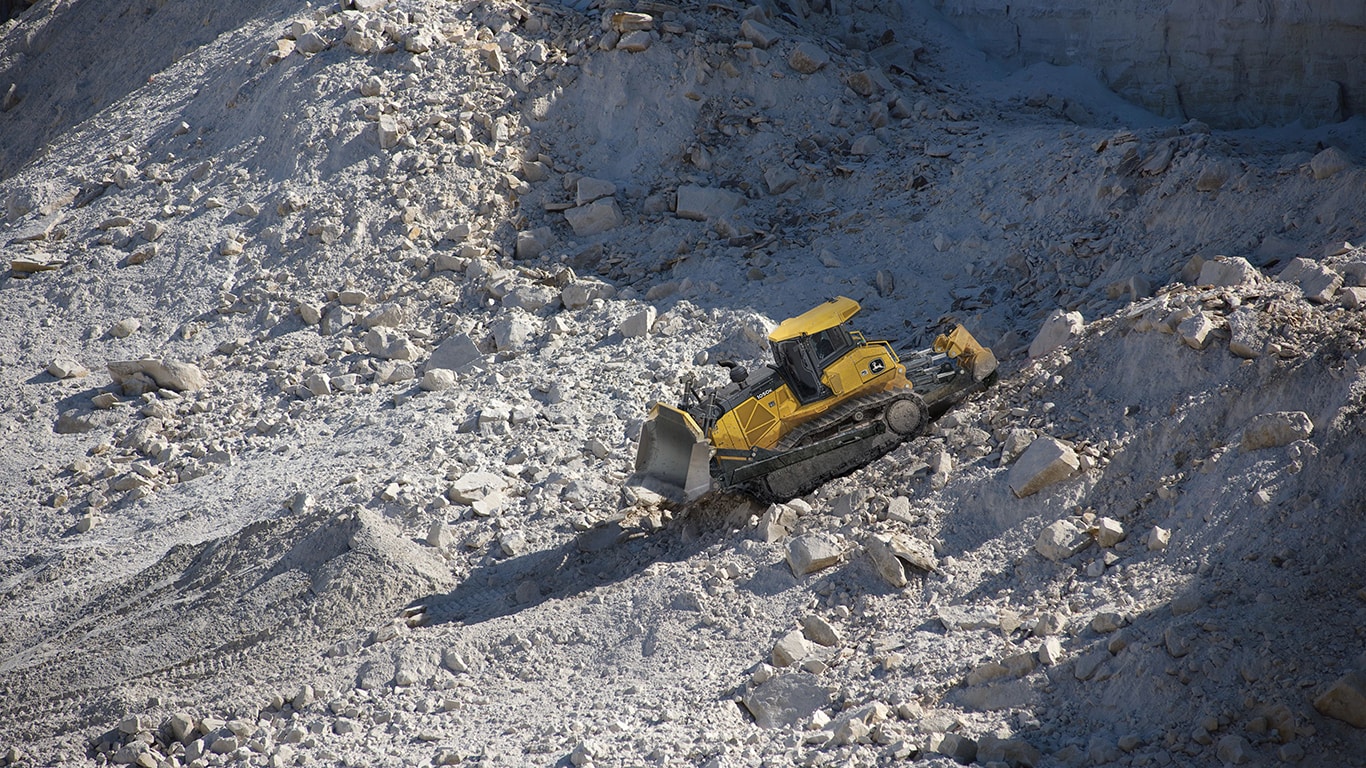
[870,358,886,373]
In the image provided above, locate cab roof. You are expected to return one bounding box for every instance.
[768,296,861,343]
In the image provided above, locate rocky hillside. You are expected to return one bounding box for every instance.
[1,0,1363,766]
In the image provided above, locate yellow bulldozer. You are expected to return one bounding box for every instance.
[632,296,998,504]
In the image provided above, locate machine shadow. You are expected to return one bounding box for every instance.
[412,496,758,628]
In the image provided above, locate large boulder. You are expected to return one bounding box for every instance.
[1241,411,1313,450]
[1008,437,1079,498]
[108,359,206,393]
[1197,256,1261,288]
[1028,310,1083,359]
[742,673,834,728]
[675,185,743,221]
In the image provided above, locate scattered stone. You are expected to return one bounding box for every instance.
[1341,286,1366,308]
[675,185,743,221]
[1028,309,1083,358]
[1197,255,1261,287]
[47,357,89,379]
[772,629,811,667]
[109,318,141,338]
[1241,411,1314,450]
[166,712,195,742]
[740,19,781,48]
[743,673,834,728]
[561,279,616,309]
[1145,525,1172,551]
[377,114,401,150]
[936,605,999,632]
[1091,611,1125,633]
[801,615,842,647]
[1038,637,1064,666]
[764,165,799,195]
[788,42,829,74]
[564,198,623,236]
[295,29,330,54]
[1009,437,1080,498]
[1309,146,1352,180]
[1226,307,1267,358]
[575,177,616,206]
[787,533,843,576]
[976,735,1041,767]
[607,11,653,32]
[304,372,331,397]
[1195,161,1232,191]
[617,30,652,52]
[108,359,205,393]
[1177,311,1216,349]
[420,369,456,391]
[1095,517,1126,547]
[758,503,798,543]
[1215,734,1253,764]
[1035,518,1090,561]
[619,306,656,338]
[928,732,977,763]
[1278,257,1343,303]
[364,328,419,361]
[427,333,484,374]
[1313,670,1366,728]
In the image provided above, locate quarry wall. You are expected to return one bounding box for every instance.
[928,0,1366,128]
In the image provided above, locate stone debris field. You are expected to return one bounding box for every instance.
[0,0,1363,766]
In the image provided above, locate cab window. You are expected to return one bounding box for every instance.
[811,326,853,363]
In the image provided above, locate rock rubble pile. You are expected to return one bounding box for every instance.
[0,0,1363,766]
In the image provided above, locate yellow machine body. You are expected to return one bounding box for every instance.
[632,296,997,502]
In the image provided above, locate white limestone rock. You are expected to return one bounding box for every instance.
[1095,517,1126,547]
[771,629,811,667]
[788,42,829,74]
[575,177,616,205]
[427,333,483,374]
[758,503,798,543]
[364,329,418,361]
[1035,519,1090,562]
[1226,306,1268,358]
[1008,437,1079,498]
[740,19,781,48]
[564,198,622,236]
[1197,255,1262,287]
[675,185,743,221]
[1310,146,1352,180]
[1177,311,1216,350]
[515,227,554,260]
[47,357,89,379]
[1028,309,1083,358]
[787,533,843,576]
[1038,637,1064,666]
[619,306,657,338]
[742,673,834,728]
[420,369,456,391]
[1242,411,1313,450]
[1278,257,1343,303]
[1145,525,1172,551]
[108,359,206,393]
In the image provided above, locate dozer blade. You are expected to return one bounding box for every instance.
[632,404,714,503]
[935,324,999,382]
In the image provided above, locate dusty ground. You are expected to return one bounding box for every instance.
[1,0,1364,766]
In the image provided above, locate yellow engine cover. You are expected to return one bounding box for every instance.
[709,340,909,460]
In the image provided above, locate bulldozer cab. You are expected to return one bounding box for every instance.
[768,297,862,404]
